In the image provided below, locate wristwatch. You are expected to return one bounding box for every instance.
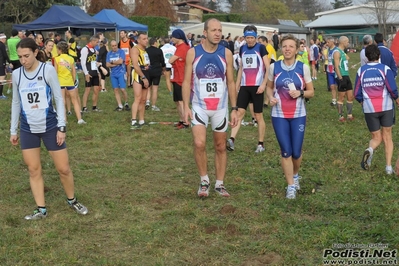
[300,90,304,98]
[58,126,66,133]
[141,76,146,80]
[231,106,238,111]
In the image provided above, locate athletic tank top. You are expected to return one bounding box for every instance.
[333,48,349,76]
[68,38,77,58]
[84,45,98,77]
[54,54,75,87]
[240,43,266,86]
[327,47,337,73]
[16,63,58,133]
[271,61,307,118]
[191,44,228,111]
[119,39,131,65]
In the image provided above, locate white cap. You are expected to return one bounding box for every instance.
[0,34,6,39]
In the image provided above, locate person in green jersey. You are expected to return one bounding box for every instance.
[7,29,22,70]
[333,36,354,122]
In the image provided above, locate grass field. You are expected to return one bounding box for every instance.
[1,57,399,265]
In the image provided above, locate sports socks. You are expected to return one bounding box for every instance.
[200,175,209,183]
[215,180,223,188]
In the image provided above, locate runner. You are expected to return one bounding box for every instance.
[160,37,176,95]
[326,36,338,107]
[118,30,135,88]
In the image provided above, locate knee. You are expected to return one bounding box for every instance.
[214,140,226,153]
[292,151,302,160]
[27,165,42,178]
[58,165,71,177]
[194,139,206,150]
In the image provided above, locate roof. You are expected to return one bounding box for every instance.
[173,1,216,13]
[308,2,399,28]
[187,3,216,13]
[13,5,115,31]
[277,19,298,27]
[93,9,148,31]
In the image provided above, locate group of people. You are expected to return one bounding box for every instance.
[7,19,399,221]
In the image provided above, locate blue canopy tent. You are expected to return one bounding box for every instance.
[93,9,148,31]
[13,5,115,31]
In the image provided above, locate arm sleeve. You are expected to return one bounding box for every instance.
[80,47,89,75]
[303,64,312,83]
[354,70,363,103]
[46,65,66,127]
[259,44,268,57]
[10,71,21,135]
[160,50,166,68]
[385,67,398,99]
[268,63,275,82]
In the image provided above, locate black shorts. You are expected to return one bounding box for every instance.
[149,74,161,86]
[364,109,395,132]
[0,66,5,76]
[10,60,22,71]
[237,86,264,113]
[337,76,353,92]
[172,82,182,102]
[85,75,100,87]
[99,66,110,79]
[165,68,171,72]
[20,127,66,150]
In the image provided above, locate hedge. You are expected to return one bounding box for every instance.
[202,13,242,23]
[129,16,170,37]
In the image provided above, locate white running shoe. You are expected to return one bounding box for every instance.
[77,119,87,124]
[255,145,265,153]
[286,185,297,199]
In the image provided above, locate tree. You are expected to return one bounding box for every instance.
[1,0,52,24]
[364,0,399,37]
[133,0,177,22]
[86,0,128,16]
[331,0,353,9]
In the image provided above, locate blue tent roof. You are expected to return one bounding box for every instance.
[93,9,148,31]
[14,5,115,31]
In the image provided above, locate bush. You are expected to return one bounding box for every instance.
[202,13,242,23]
[130,16,170,37]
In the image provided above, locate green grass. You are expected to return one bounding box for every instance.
[1,58,399,265]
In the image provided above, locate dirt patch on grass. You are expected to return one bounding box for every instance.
[241,252,283,265]
[220,204,236,215]
[205,224,239,235]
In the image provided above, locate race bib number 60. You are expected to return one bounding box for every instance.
[242,54,257,69]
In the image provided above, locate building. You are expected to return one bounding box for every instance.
[306,2,399,46]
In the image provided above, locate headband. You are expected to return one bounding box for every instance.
[244,31,257,38]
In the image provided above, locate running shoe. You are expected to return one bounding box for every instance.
[255,145,265,153]
[339,116,345,122]
[130,123,142,130]
[67,111,72,116]
[226,138,235,151]
[347,115,354,121]
[101,89,107,92]
[294,176,302,190]
[214,184,230,197]
[145,100,150,110]
[68,199,88,215]
[176,123,189,130]
[286,185,297,199]
[152,106,161,111]
[386,166,394,175]
[124,104,131,111]
[77,119,87,124]
[174,121,183,127]
[82,107,88,113]
[115,106,123,111]
[252,119,258,127]
[24,208,47,220]
[361,148,372,170]
[330,101,337,107]
[198,180,210,197]
[92,107,101,112]
[0,95,7,99]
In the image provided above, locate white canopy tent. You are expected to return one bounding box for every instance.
[176,22,278,39]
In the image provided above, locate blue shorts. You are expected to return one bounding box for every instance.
[61,86,75,91]
[327,72,337,87]
[20,127,66,151]
[271,116,306,159]
[111,74,126,89]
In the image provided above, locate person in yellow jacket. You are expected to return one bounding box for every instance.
[65,30,77,62]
